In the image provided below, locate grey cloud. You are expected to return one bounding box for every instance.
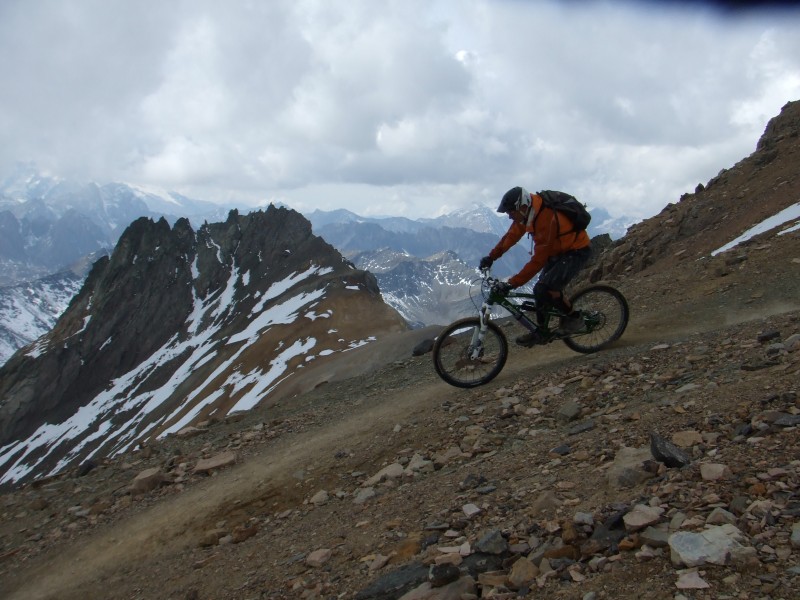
[0,0,799,222]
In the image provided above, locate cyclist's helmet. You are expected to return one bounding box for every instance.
[497,186,532,214]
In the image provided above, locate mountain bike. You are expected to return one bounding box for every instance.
[432,270,629,388]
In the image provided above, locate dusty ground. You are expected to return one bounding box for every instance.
[1,219,799,599]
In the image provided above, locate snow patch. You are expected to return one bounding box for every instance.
[711,202,800,256]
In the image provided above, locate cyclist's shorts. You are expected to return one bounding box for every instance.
[536,247,592,292]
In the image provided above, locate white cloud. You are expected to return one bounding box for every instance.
[1,0,799,222]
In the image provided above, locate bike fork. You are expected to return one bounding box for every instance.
[468,306,491,359]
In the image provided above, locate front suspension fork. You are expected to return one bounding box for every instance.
[468,305,491,359]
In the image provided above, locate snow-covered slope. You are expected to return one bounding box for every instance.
[0,272,84,365]
[0,207,407,486]
[351,249,479,327]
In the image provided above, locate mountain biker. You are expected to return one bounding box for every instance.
[479,186,591,346]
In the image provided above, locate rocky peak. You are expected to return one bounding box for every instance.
[0,205,407,486]
[758,100,800,151]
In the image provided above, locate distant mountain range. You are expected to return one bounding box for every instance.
[0,164,630,364]
[0,163,231,285]
[306,203,625,327]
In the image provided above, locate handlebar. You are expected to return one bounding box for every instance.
[479,268,506,296]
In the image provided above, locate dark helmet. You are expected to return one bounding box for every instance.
[497,186,532,214]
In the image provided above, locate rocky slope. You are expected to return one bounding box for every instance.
[0,293,797,600]
[582,101,800,284]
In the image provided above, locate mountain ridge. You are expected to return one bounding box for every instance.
[0,206,407,486]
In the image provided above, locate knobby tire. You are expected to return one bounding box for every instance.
[432,317,508,388]
[562,284,629,353]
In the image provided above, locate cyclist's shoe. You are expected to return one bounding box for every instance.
[556,311,585,335]
[515,331,549,347]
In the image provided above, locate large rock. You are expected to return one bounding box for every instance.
[193,451,236,474]
[397,576,477,600]
[130,468,170,494]
[607,446,654,489]
[669,524,755,567]
[650,433,691,468]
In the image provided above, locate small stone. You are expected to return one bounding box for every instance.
[463,503,482,518]
[699,463,731,481]
[363,463,404,487]
[675,383,700,395]
[476,570,506,589]
[429,563,460,587]
[729,496,749,515]
[676,569,710,590]
[368,554,391,571]
[640,525,670,548]
[557,400,582,423]
[193,451,236,474]
[475,529,508,554]
[623,505,665,532]
[306,548,332,567]
[28,498,49,511]
[353,487,376,504]
[175,426,206,438]
[507,557,539,589]
[530,491,562,514]
[309,490,329,506]
[607,446,655,489]
[618,536,639,551]
[550,444,571,456]
[131,468,170,494]
[198,528,227,547]
[774,413,800,427]
[231,525,258,544]
[650,433,691,468]
[791,522,800,549]
[568,420,595,436]
[671,430,703,448]
[757,330,781,344]
[705,507,736,525]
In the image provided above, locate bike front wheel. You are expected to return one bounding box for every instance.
[563,285,629,353]
[432,317,509,388]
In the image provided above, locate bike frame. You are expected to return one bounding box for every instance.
[469,272,562,358]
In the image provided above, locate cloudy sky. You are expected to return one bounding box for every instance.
[1,0,799,222]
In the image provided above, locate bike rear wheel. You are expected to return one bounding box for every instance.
[433,317,508,388]
[562,285,629,353]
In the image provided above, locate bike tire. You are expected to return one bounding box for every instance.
[432,317,509,388]
[562,285,629,354]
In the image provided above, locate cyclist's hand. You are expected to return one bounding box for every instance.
[479,256,493,270]
[493,281,512,296]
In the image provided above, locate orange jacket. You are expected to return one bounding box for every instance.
[488,193,591,287]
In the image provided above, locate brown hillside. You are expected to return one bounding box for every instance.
[586,100,799,283]
[0,102,798,600]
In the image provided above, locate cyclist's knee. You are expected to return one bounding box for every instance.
[534,284,570,313]
[533,284,550,306]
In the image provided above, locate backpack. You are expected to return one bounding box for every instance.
[536,190,591,234]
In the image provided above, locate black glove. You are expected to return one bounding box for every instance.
[479,256,493,270]
[493,281,513,296]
